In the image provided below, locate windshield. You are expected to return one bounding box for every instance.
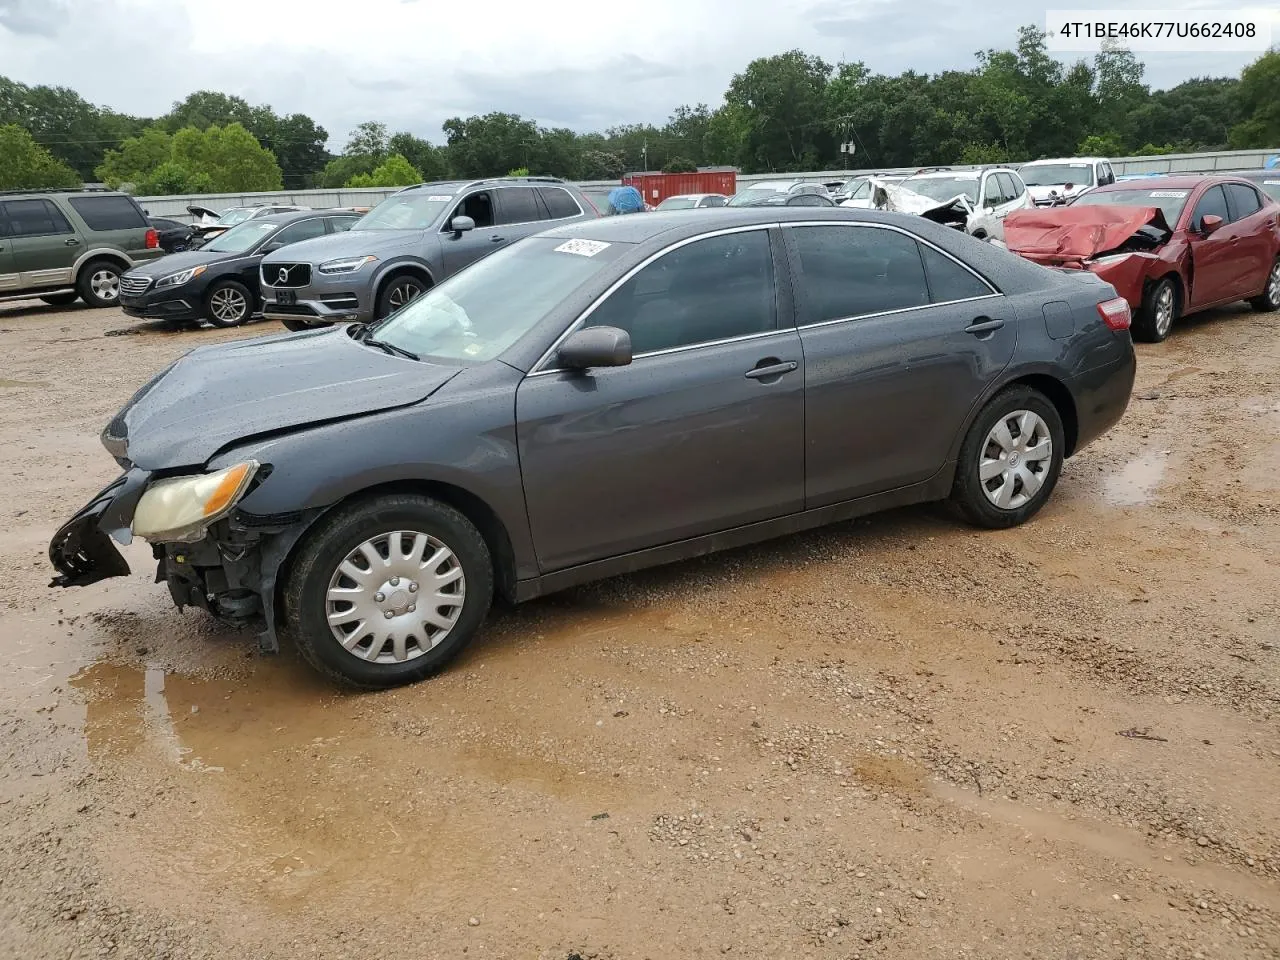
[901,176,979,204]
[728,186,791,207]
[1071,187,1192,224]
[372,236,631,363]
[215,208,256,226]
[658,197,697,210]
[1021,164,1095,187]
[355,192,454,230]
[203,220,277,254]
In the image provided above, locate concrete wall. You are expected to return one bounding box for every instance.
[136,148,1278,221]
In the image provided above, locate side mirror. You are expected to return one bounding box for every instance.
[1199,214,1223,235]
[556,326,632,370]
[1063,182,1074,191]
[450,215,475,237]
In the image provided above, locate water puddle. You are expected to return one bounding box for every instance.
[1102,450,1169,506]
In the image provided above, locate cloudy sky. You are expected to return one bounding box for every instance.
[0,0,1273,150]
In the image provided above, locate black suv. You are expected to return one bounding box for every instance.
[0,189,164,308]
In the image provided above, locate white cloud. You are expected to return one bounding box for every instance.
[0,0,1265,150]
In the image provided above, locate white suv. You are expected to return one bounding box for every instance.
[1017,157,1116,205]
[896,167,1032,239]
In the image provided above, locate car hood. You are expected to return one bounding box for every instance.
[869,177,974,229]
[105,325,460,469]
[1004,206,1172,263]
[259,229,426,265]
[124,249,250,278]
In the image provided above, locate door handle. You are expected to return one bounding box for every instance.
[965,317,1004,334]
[745,360,798,380]
[65,238,80,246]
[489,235,504,242]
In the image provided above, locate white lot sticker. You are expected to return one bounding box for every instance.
[1148,190,1188,198]
[427,194,453,201]
[554,239,611,257]
[1265,180,1280,185]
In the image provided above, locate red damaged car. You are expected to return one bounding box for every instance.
[1004,176,1280,342]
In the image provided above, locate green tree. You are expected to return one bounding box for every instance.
[507,166,530,177]
[1094,44,1148,148]
[137,161,215,196]
[318,153,376,188]
[443,112,540,177]
[170,123,283,192]
[345,121,389,161]
[959,141,1009,164]
[0,77,131,179]
[663,104,714,166]
[579,149,624,179]
[1228,50,1280,148]
[0,123,80,189]
[387,131,449,181]
[95,126,173,188]
[725,51,833,171]
[662,156,697,173]
[346,153,421,188]
[1078,132,1126,156]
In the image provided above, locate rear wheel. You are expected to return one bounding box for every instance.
[40,292,79,306]
[279,317,314,332]
[76,259,124,308]
[204,279,253,327]
[950,386,1064,529]
[1249,259,1280,313]
[1132,277,1177,342]
[375,273,427,320]
[283,495,493,689]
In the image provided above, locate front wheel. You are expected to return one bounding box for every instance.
[279,317,320,332]
[375,274,427,320]
[204,279,254,327]
[1249,259,1280,313]
[949,386,1065,529]
[283,495,494,689]
[41,292,80,306]
[1133,277,1177,342]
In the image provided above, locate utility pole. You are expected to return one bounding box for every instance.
[642,139,648,172]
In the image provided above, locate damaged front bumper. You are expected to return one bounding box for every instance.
[48,469,316,653]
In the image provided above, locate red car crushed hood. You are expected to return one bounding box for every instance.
[1004,206,1174,309]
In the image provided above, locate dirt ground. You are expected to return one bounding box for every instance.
[1,298,1278,960]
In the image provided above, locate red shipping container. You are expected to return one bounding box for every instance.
[622,170,737,207]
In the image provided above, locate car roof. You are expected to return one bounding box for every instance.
[1021,157,1106,165]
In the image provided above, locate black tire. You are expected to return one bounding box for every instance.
[1132,276,1178,343]
[283,494,493,689]
[949,385,1065,529]
[375,273,428,320]
[76,259,124,308]
[279,317,315,332]
[40,292,79,306]
[1248,258,1280,312]
[203,279,254,328]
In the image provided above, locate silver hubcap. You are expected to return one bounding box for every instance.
[980,410,1053,510]
[1154,284,1174,335]
[388,282,422,310]
[326,530,465,664]
[91,269,119,301]
[1268,263,1280,307]
[210,288,248,323]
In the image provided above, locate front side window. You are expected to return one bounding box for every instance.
[444,191,495,230]
[789,225,929,324]
[270,218,327,248]
[1191,185,1229,229]
[982,175,1008,207]
[497,187,543,225]
[3,199,73,237]
[583,230,776,355]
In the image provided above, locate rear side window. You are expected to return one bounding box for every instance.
[920,245,993,302]
[1225,183,1263,221]
[790,225,929,324]
[497,187,544,225]
[68,195,147,231]
[2,199,73,237]
[538,187,581,219]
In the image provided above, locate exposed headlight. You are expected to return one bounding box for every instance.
[132,460,260,543]
[155,265,207,288]
[318,255,377,275]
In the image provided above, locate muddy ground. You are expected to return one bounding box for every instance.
[1,299,1278,960]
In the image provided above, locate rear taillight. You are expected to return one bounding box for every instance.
[145,228,159,249]
[1096,296,1131,331]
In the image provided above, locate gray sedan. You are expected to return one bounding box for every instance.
[50,208,1136,689]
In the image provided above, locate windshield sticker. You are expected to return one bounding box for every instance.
[427,194,453,201]
[1148,190,1188,198]
[1265,180,1280,185]
[554,239,611,257]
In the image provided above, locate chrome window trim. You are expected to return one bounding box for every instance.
[529,223,779,376]
[439,186,586,234]
[781,220,1002,328]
